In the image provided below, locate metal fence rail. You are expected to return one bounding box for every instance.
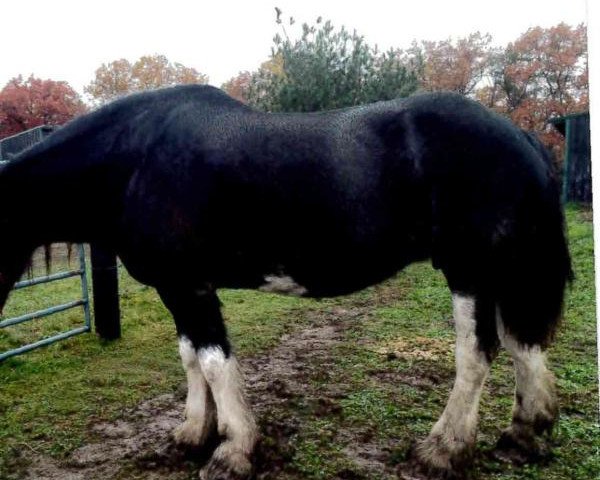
[0,126,55,161]
[0,244,91,361]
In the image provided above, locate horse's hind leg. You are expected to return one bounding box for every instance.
[495,317,558,461]
[159,286,258,479]
[414,292,498,477]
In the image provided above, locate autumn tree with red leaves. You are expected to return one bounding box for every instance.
[0,75,86,140]
[407,32,496,96]
[478,23,588,156]
[406,23,587,158]
[85,54,208,105]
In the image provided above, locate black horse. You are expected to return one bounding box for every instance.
[0,85,571,479]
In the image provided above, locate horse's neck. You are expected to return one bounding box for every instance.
[2,148,112,246]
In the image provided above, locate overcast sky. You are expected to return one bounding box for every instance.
[0,0,588,100]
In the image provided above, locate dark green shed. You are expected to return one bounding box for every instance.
[550,112,591,204]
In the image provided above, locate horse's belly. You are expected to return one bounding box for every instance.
[273,253,411,298]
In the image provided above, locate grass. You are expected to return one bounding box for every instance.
[0,205,598,479]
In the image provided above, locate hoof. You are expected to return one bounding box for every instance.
[199,444,253,480]
[407,436,473,480]
[493,428,552,465]
[402,458,465,480]
[174,419,216,448]
[531,412,557,437]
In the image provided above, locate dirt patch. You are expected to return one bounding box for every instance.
[16,307,424,479]
[21,394,191,480]
[373,336,454,361]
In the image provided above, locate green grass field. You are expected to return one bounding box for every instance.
[0,205,598,479]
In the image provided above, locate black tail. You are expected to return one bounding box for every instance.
[496,137,572,347]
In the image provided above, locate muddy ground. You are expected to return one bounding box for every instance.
[13,306,422,480]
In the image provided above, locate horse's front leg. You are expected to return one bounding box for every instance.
[159,286,258,479]
[197,345,258,479]
[176,335,217,447]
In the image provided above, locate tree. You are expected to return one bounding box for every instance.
[221,71,253,103]
[0,75,87,140]
[477,23,588,156]
[408,33,496,96]
[83,59,133,104]
[246,14,418,112]
[85,54,208,105]
[502,23,587,113]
